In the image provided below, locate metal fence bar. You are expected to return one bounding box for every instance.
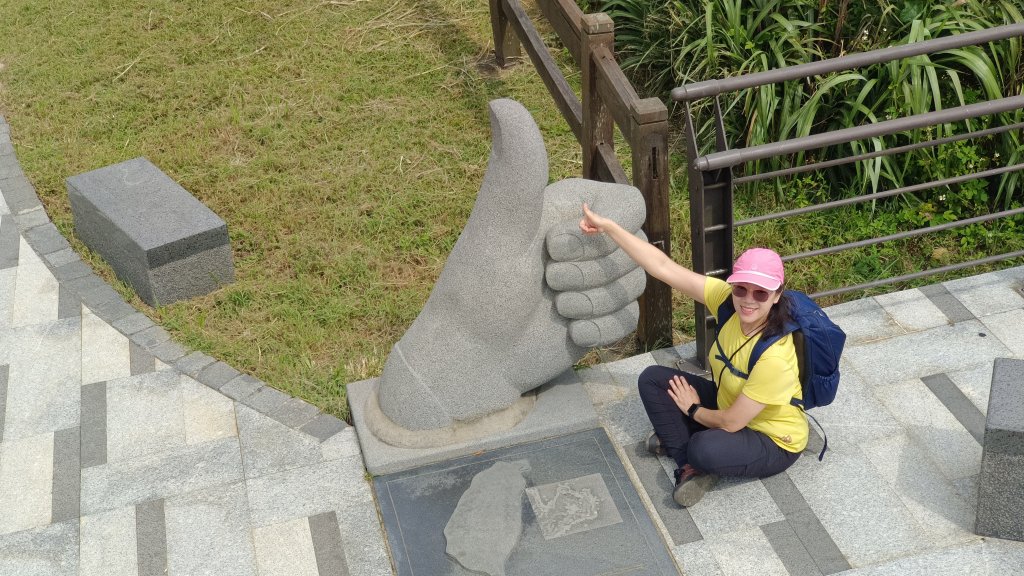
[697,95,1024,171]
[810,250,1024,299]
[728,162,1024,228]
[672,23,1024,102]
[778,206,1024,263]
[734,122,1024,185]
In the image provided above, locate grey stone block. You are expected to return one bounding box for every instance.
[22,222,70,255]
[196,361,241,391]
[112,312,155,335]
[270,397,321,429]
[0,158,25,180]
[220,374,263,401]
[61,273,108,298]
[43,247,80,268]
[976,358,1024,541]
[15,205,49,229]
[130,325,171,349]
[149,339,188,364]
[175,351,216,378]
[66,157,234,306]
[52,259,93,281]
[243,386,290,415]
[79,287,136,324]
[0,176,38,214]
[300,413,348,442]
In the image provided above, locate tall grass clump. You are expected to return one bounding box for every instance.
[587,0,1024,263]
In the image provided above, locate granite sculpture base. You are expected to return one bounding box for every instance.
[374,428,678,576]
[348,370,599,475]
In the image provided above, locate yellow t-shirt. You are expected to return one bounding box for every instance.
[704,277,808,453]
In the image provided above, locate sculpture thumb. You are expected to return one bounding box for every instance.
[375,99,551,432]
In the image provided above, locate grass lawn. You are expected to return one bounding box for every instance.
[4,1,1019,422]
[0,0,591,419]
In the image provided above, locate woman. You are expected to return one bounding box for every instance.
[580,204,806,507]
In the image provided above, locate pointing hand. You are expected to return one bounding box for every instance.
[372,99,649,439]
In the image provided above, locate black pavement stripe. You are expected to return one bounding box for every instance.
[80,381,107,468]
[136,499,168,576]
[623,441,703,545]
[762,472,851,575]
[129,341,155,375]
[57,286,80,319]
[51,427,81,522]
[762,520,823,576]
[309,511,350,576]
[919,284,976,324]
[0,214,18,269]
[921,373,986,444]
[0,365,8,443]
[0,362,7,438]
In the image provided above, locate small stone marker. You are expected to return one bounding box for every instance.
[67,157,234,306]
[975,357,1024,541]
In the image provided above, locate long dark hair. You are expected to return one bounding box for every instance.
[761,287,793,340]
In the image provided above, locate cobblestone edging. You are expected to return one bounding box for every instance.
[0,115,347,443]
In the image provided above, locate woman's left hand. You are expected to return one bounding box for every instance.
[666,374,701,415]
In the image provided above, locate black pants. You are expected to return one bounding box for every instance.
[637,365,799,478]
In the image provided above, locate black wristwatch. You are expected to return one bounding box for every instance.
[687,403,701,418]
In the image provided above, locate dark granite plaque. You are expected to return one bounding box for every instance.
[374,428,678,576]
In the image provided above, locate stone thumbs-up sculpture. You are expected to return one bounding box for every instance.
[365,98,648,447]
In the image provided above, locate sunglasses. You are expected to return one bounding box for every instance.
[731,285,774,302]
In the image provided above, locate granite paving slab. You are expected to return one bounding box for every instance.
[236,403,324,479]
[79,506,138,576]
[80,436,243,515]
[375,428,678,576]
[0,432,54,536]
[0,519,78,576]
[858,433,975,547]
[1,319,81,441]
[164,482,257,576]
[786,447,933,568]
[842,319,1010,385]
[11,236,58,328]
[81,304,131,385]
[105,371,187,463]
[180,375,237,445]
[873,288,951,332]
[874,379,982,481]
[252,517,321,576]
[943,270,1024,318]
[979,308,1024,357]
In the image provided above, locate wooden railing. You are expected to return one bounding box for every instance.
[489,0,673,348]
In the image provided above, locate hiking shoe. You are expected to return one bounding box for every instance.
[672,465,718,508]
[646,431,665,457]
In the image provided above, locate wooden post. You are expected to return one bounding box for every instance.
[631,98,673,349]
[490,0,521,68]
[580,13,614,180]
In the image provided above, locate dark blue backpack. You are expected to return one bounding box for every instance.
[715,290,846,460]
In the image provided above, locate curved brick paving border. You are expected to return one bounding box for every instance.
[0,114,347,441]
[9,111,1024,576]
[1,114,392,576]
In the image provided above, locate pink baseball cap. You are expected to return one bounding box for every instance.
[726,248,785,291]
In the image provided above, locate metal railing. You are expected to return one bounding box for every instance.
[490,0,673,348]
[673,23,1024,367]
